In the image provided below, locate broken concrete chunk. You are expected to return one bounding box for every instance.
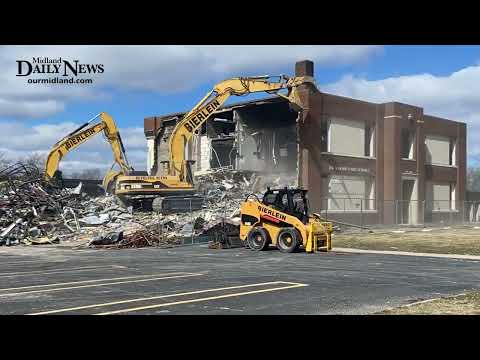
[117,213,133,220]
[221,180,234,190]
[179,223,193,236]
[79,213,110,225]
[88,231,124,246]
[0,218,22,238]
[66,182,83,195]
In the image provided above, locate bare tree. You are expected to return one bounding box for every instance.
[467,167,480,192]
[20,152,46,176]
[0,151,11,171]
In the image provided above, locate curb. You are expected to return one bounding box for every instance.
[332,247,480,260]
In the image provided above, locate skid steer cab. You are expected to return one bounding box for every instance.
[239,187,333,253]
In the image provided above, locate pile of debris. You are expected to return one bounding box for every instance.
[0,162,86,246]
[1,162,297,249]
[83,169,298,249]
[87,228,185,249]
[151,169,298,242]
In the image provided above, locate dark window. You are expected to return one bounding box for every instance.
[401,129,414,159]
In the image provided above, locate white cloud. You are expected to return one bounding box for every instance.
[0,121,147,176]
[322,66,480,164]
[0,45,381,119]
[0,98,64,118]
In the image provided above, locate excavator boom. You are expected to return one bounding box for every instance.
[44,112,132,191]
[167,75,315,179]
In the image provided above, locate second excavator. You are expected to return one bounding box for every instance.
[44,111,141,192]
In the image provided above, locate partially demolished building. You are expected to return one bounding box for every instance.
[144,60,472,226]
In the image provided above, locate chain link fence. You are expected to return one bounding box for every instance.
[316,198,480,229]
[149,193,480,247]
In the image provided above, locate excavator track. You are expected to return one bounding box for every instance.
[152,195,204,213]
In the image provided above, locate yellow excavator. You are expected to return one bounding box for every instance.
[44,112,137,192]
[114,74,316,212]
[45,74,315,212]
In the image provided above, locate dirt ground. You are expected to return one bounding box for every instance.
[379,292,480,315]
[333,226,480,255]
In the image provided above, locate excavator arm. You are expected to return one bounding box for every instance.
[113,74,315,212]
[167,75,315,180]
[44,112,133,191]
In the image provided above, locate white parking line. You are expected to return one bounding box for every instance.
[2,273,204,297]
[0,260,66,266]
[0,265,127,278]
[97,282,308,315]
[28,281,308,315]
[0,272,197,292]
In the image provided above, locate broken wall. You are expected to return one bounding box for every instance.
[153,121,175,176]
[234,102,298,174]
[207,114,236,170]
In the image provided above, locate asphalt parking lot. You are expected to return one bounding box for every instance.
[1,245,480,315]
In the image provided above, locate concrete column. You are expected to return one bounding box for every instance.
[457,123,467,202]
[382,104,402,224]
[375,106,385,224]
[416,113,426,223]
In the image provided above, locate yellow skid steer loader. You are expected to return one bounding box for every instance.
[240,187,333,253]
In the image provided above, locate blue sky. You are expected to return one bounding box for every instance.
[38,46,480,126]
[1,45,480,174]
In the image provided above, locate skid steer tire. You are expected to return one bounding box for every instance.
[247,227,270,251]
[277,228,300,253]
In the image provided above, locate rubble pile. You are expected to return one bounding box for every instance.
[197,169,297,220]
[177,169,298,246]
[0,163,298,249]
[0,162,85,246]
